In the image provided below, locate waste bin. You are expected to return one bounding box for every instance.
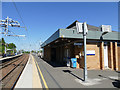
[71,58,77,68]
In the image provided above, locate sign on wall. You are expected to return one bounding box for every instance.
[74,43,83,46]
[86,50,95,55]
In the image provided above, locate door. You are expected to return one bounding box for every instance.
[64,48,70,66]
[51,48,56,62]
[104,45,108,68]
[66,49,70,58]
[64,48,70,58]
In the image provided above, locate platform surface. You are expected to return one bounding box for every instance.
[0,54,23,61]
[15,54,119,88]
[15,54,42,88]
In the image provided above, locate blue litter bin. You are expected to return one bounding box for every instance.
[71,58,77,68]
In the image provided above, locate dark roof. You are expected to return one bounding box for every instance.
[66,20,100,31]
[66,20,78,29]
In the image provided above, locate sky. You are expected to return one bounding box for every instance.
[2,2,118,51]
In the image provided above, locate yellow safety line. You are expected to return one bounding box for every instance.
[31,55,49,89]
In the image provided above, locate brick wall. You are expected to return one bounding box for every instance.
[113,42,118,70]
[86,44,100,69]
[74,43,100,69]
[100,42,104,70]
[43,42,120,71]
[118,46,120,71]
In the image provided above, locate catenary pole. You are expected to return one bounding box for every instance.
[6,16,9,34]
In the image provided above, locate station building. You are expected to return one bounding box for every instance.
[41,20,120,71]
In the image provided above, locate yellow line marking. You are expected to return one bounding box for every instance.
[32,55,42,88]
[31,55,49,89]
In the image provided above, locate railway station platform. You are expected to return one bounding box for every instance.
[15,54,42,88]
[0,54,23,61]
[14,53,119,88]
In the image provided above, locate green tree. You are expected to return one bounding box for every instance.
[7,43,17,54]
[7,43,16,49]
[0,38,5,55]
[0,38,17,56]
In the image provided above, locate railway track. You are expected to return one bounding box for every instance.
[0,54,29,89]
[0,55,23,70]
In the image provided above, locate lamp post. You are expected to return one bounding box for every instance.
[83,22,88,81]
[76,21,88,81]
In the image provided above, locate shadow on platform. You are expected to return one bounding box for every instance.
[112,81,120,88]
[98,74,120,88]
[44,60,67,68]
[63,70,84,81]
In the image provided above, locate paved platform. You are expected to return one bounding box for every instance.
[33,54,120,88]
[15,54,42,88]
[14,54,120,88]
